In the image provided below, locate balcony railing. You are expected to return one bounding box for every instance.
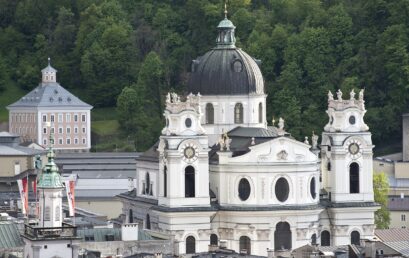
[24,222,77,239]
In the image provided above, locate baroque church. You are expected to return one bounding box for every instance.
[118,12,378,256]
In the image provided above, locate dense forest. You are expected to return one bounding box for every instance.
[1,0,409,151]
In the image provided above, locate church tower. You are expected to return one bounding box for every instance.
[153,92,215,254]
[22,132,81,258]
[320,89,378,246]
[158,92,210,207]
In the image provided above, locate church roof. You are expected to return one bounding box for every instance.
[188,48,264,95]
[7,82,92,109]
[187,16,264,96]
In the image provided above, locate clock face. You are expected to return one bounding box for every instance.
[181,143,199,163]
[184,146,195,159]
[345,139,362,159]
[349,143,359,154]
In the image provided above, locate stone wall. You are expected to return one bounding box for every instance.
[79,240,174,257]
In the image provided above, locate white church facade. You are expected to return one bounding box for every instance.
[118,14,378,257]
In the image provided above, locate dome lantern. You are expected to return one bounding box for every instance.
[215,3,236,48]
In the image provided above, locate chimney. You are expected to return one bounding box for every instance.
[121,223,139,241]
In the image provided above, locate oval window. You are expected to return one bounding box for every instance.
[238,178,251,201]
[275,177,289,202]
[310,177,316,199]
[185,118,192,128]
[233,60,243,72]
[349,115,356,125]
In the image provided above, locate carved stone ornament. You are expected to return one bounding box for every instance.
[157,138,167,153]
[277,150,288,160]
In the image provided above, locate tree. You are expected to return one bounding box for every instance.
[373,172,390,229]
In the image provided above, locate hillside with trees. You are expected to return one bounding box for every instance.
[1,0,409,151]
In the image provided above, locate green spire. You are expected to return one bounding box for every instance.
[37,130,64,189]
[215,2,236,48]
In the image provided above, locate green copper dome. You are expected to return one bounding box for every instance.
[217,18,235,29]
[37,136,64,189]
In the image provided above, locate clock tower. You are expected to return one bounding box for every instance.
[320,89,378,246]
[158,92,211,207]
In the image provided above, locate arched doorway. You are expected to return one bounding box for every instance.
[274,222,291,250]
[321,230,330,246]
[350,163,359,193]
[210,234,218,246]
[186,236,196,254]
[239,236,251,254]
[351,231,360,245]
[185,166,195,197]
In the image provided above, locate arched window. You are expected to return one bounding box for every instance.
[258,102,263,123]
[350,162,360,193]
[210,234,218,246]
[55,206,60,221]
[310,177,316,199]
[239,236,251,254]
[321,230,330,246]
[327,161,331,171]
[186,236,196,254]
[238,178,251,201]
[185,166,195,197]
[146,214,151,229]
[275,177,290,202]
[311,234,317,245]
[164,166,167,197]
[206,103,214,124]
[129,209,133,223]
[234,103,243,124]
[145,172,150,195]
[274,222,291,250]
[351,231,360,245]
[44,206,50,221]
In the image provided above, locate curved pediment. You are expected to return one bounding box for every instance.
[227,137,318,164]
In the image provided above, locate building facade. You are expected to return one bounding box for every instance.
[7,59,92,152]
[118,15,378,256]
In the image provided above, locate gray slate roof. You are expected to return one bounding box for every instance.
[0,222,24,248]
[375,229,409,257]
[0,145,44,156]
[388,197,409,211]
[188,48,264,95]
[7,82,92,109]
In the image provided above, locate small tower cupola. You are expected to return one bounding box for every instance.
[41,57,57,83]
[215,3,236,48]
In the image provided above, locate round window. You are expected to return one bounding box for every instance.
[233,60,243,72]
[238,178,251,201]
[275,177,289,202]
[185,118,192,128]
[349,115,356,125]
[310,177,316,199]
